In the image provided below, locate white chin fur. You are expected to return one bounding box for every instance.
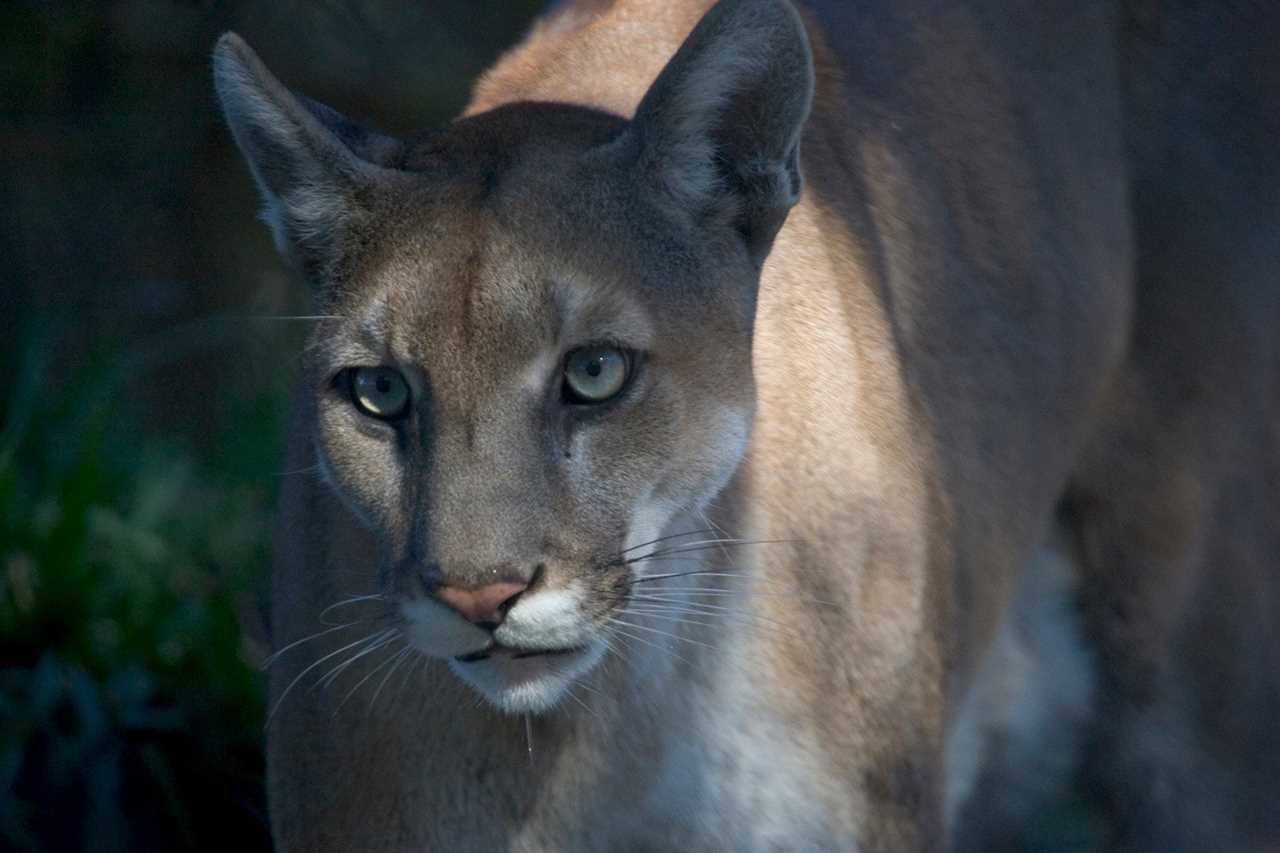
[448,640,607,715]
[402,582,605,713]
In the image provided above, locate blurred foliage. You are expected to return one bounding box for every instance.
[0,320,280,852]
[2,1,540,850]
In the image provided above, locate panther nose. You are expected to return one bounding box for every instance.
[435,581,528,630]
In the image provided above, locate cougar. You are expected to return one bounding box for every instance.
[214,0,1280,849]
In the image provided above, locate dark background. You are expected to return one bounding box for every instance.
[1,2,541,850]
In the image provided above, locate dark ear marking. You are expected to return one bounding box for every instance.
[629,0,815,266]
[296,94,406,169]
[212,32,402,282]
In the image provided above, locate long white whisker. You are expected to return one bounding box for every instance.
[263,621,361,669]
[631,587,842,608]
[623,608,736,632]
[618,528,718,556]
[368,645,412,701]
[274,465,323,478]
[606,627,697,669]
[266,629,390,728]
[629,568,752,584]
[318,594,389,622]
[315,628,399,690]
[608,618,719,652]
[392,653,428,710]
[599,633,640,672]
[370,648,416,708]
[334,640,406,714]
[626,597,792,624]
[697,509,734,566]
[564,686,603,724]
[626,538,791,565]
[630,536,754,557]
[622,605,802,640]
[631,570,818,588]
[573,676,607,701]
[629,592,825,622]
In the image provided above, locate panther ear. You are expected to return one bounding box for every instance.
[212,33,403,282]
[629,0,814,267]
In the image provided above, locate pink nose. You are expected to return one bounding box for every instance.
[435,581,528,626]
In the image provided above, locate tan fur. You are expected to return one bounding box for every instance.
[215,1,1280,849]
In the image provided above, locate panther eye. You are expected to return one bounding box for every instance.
[563,346,629,404]
[350,366,410,419]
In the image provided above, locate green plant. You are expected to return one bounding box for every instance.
[0,321,280,852]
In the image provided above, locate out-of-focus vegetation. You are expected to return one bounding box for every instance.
[0,320,277,851]
[1,2,539,850]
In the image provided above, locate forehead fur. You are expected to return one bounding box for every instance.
[341,101,692,291]
[400,102,627,179]
[322,101,754,366]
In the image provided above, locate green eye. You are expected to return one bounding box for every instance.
[563,346,629,404]
[351,366,410,419]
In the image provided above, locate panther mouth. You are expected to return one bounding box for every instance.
[446,638,606,713]
[454,643,587,664]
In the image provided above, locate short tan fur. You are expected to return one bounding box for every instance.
[215,1,1280,849]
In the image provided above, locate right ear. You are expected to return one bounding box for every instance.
[212,33,403,281]
[627,0,814,269]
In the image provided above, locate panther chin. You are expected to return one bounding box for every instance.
[447,640,608,714]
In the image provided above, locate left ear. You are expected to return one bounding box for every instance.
[629,0,814,267]
[212,32,404,285]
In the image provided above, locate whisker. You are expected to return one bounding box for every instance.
[320,596,394,625]
[626,595,793,623]
[624,538,792,565]
[334,640,406,714]
[618,528,718,556]
[698,509,735,565]
[643,536,766,552]
[265,628,391,727]
[275,465,323,478]
[370,648,416,708]
[392,653,428,710]
[622,605,803,641]
[608,618,719,652]
[628,569,750,585]
[263,621,361,669]
[665,589,844,607]
[564,686,603,723]
[320,606,394,628]
[631,585,745,596]
[623,607,742,632]
[599,633,640,673]
[606,627,697,670]
[314,628,400,691]
[614,609,801,683]
[633,587,844,609]
[318,594,389,622]
[572,677,607,701]
[629,554,760,566]
[628,570,822,592]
